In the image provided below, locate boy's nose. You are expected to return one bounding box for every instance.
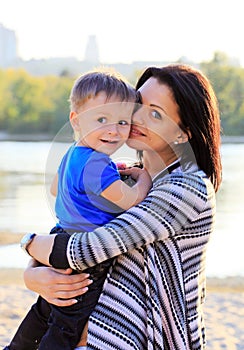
[107,123,118,135]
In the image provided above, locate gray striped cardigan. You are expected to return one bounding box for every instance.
[67,161,216,349]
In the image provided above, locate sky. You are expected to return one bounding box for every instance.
[0,0,244,66]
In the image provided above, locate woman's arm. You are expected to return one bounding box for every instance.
[24,259,93,306]
[27,234,56,266]
[55,172,210,271]
[27,172,210,271]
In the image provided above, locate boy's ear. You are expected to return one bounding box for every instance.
[69,111,80,131]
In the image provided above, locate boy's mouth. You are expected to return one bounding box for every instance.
[100,139,119,144]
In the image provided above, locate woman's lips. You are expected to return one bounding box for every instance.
[130,126,146,137]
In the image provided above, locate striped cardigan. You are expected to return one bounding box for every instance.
[67,161,216,349]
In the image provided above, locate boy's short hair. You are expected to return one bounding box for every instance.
[69,68,136,112]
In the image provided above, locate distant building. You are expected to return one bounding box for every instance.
[84,35,99,64]
[0,24,18,67]
[0,28,177,77]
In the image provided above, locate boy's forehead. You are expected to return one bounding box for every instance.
[83,91,122,105]
[80,93,134,114]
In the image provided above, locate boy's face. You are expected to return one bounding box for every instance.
[70,92,133,155]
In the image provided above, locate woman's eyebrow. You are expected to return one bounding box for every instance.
[150,104,167,114]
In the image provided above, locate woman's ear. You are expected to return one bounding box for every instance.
[177,127,192,144]
[69,111,80,131]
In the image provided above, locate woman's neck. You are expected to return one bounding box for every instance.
[143,151,178,178]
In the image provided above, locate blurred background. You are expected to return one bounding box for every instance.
[0,0,244,278]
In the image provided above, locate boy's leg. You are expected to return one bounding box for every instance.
[6,296,51,350]
[38,300,88,350]
[38,260,113,350]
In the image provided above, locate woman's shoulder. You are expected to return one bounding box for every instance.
[140,167,214,222]
[154,163,214,199]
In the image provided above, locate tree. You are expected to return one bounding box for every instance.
[201,51,244,135]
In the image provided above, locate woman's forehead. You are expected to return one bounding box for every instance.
[138,77,180,123]
[138,78,173,107]
[139,78,170,99]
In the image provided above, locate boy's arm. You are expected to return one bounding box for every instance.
[50,173,58,196]
[101,167,152,210]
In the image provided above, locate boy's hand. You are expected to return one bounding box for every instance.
[120,167,152,190]
[119,166,149,181]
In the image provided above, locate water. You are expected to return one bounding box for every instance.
[205,143,244,277]
[0,141,243,277]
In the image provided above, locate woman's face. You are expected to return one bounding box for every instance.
[127,77,183,157]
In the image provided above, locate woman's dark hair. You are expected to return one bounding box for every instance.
[136,64,222,191]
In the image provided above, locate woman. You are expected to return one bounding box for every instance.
[24,64,222,349]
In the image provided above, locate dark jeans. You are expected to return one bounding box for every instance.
[39,260,112,350]
[5,296,50,350]
[6,226,113,350]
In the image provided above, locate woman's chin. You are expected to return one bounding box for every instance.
[126,138,146,150]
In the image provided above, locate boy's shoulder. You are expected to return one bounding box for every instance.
[67,145,112,163]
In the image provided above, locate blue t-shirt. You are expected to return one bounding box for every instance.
[55,144,123,232]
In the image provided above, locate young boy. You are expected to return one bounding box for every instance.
[5,70,152,350]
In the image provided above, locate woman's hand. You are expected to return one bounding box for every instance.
[24,259,93,307]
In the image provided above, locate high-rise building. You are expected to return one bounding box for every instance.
[84,35,99,63]
[0,24,18,67]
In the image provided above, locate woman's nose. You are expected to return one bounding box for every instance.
[132,106,144,125]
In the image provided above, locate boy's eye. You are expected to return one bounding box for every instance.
[97,117,107,123]
[118,120,129,126]
[151,110,162,120]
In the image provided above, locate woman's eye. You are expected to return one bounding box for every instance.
[97,117,107,123]
[151,110,162,120]
[118,120,129,126]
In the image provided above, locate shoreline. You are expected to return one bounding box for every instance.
[0,232,24,245]
[0,133,244,143]
[1,232,244,292]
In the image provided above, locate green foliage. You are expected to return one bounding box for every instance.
[0,69,72,135]
[1,54,244,136]
[200,52,244,135]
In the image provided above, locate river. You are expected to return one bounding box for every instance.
[0,141,243,277]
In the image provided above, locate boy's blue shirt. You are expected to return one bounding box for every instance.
[55,144,123,232]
